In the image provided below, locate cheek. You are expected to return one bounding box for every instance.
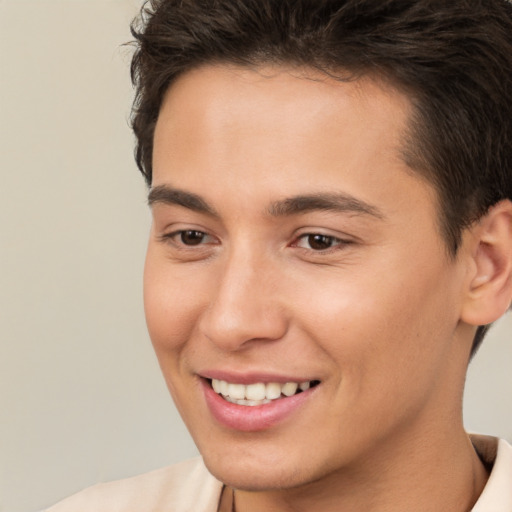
[142,255,211,420]
[295,263,458,388]
[143,252,206,355]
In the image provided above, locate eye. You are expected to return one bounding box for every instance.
[178,230,209,246]
[295,233,346,251]
[160,229,216,247]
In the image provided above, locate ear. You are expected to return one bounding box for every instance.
[461,200,512,326]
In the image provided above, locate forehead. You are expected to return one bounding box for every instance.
[156,64,413,153]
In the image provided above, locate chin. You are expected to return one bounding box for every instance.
[201,448,315,491]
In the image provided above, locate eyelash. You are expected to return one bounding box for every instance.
[160,229,351,254]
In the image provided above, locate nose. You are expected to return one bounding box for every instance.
[198,249,288,351]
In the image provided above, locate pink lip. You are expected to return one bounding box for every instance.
[201,378,318,432]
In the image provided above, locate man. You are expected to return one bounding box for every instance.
[47,0,512,510]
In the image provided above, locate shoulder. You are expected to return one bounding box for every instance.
[471,435,512,511]
[45,457,223,512]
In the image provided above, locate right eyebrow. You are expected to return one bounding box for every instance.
[267,192,385,219]
[147,185,219,218]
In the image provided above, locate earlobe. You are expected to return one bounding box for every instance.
[461,200,512,326]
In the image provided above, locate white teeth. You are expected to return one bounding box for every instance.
[282,382,298,396]
[265,382,282,400]
[299,381,310,391]
[211,378,316,405]
[236,398,272,406]
[219,380,229,396]
[245,382,266,401]
[227,383,245,400]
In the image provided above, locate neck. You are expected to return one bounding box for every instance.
[232,427,489,512]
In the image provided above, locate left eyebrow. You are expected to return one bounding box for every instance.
[267,193,385,219]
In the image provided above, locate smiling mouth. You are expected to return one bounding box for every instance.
[208,378,321,406]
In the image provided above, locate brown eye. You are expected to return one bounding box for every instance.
[180,230,206,245]
[306,234,337,250]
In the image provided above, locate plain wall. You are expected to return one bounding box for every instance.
[0,1,510,511]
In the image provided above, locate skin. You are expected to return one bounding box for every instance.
[144,64,503,511]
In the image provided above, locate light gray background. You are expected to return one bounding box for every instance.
[0,1,510,511]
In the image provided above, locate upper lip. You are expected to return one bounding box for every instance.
[199,370,319,385]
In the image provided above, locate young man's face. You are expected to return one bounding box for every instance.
[145,65,474,490]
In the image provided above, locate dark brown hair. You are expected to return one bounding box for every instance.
[130,0,512,355]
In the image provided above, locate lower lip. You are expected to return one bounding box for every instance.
[201,379,317,432]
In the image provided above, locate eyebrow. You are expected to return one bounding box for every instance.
[147,185,219,217]
[148,185,384,220]
[268,193,384,219]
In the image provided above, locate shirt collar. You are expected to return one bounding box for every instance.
[470,435,512,510]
